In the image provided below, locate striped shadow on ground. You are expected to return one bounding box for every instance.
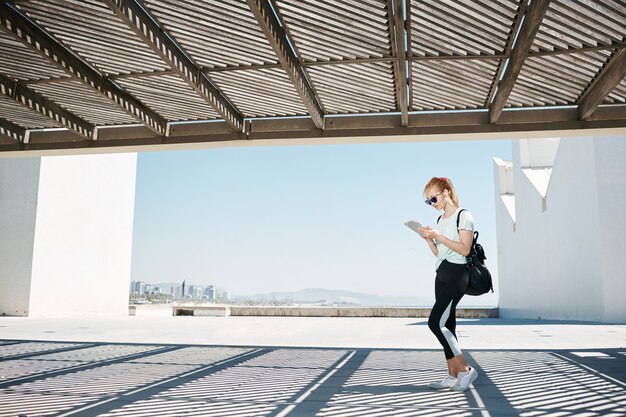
[0,340,624,417]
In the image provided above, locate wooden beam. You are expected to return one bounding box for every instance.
[485,0,529,107]
[0,2,168,135]
[578,48,626,120]
[0,116,26,142]
[3,116,623,155]
[104,0,245,132]
[0,73,96,139]
[246,0,325,129]
[4,106,626,154]
[405,0,414,111]
[387,0,408,126]
[489,0,552,123]
[529,43,626,58]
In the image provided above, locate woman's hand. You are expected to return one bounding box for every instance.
[418,226,440,242]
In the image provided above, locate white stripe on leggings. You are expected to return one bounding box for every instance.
[440,300,462,357]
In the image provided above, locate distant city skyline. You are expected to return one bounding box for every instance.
[129,282,432,307]
[130,279,228,301]
[131,139,512,307]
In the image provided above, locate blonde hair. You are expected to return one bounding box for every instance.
[424,177,459,206]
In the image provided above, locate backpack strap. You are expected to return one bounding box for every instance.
[457,209,479,254]
[456,208,466,231]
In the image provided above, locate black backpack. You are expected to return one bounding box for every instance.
[438,209,494,296]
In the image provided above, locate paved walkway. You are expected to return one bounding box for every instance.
[1,317,625,416]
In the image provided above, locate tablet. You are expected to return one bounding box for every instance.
[405,220,427,238]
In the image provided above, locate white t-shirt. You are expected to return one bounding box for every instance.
[434,207,474,270]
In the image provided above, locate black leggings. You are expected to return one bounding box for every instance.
[428,260,469,360]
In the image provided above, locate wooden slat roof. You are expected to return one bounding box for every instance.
[0,0,624,153]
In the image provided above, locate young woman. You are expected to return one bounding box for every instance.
[417,177,478,392]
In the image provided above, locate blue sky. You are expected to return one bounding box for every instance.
[131,139,511,306]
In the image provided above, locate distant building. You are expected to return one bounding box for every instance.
[173,286,184,299]
[190,286,203,300]
[130,280,146,294]
[205,285,216,301]
[131,281,227,302]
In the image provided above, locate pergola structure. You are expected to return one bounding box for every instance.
[0,0,625,153]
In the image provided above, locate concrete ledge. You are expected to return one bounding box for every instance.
[173,306,230,317]
[129,305,173,317]
[132,305,498,318]
[229,306,498,318]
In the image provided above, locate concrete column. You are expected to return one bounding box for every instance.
[0,158,40,315]
[0,153,137,317]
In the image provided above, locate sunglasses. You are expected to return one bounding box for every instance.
[425,191,444,205]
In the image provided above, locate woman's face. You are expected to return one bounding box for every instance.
[425,187,446,210]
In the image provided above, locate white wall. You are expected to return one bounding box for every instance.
[0,153,137,316]
[594,137,626,323]
[494,135,626,323]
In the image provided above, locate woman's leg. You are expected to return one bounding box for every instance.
[428,282,465,389]
[446,295,469,376]
[447,355,470,377]
[429,262,469,376]
[428,281,464,363]
[443,266,478,391]
[434,278,457,377]
[444,307,457,338]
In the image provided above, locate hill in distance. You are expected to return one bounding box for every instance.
[235,288,433,307]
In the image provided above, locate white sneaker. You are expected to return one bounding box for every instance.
[428,375,457,389]
[450,367,478,391]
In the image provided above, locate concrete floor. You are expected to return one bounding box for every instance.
[1,316,625,416]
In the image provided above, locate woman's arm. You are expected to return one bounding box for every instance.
[425,238,438,256]
[436,229,473,256]
[419,226,472,257]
